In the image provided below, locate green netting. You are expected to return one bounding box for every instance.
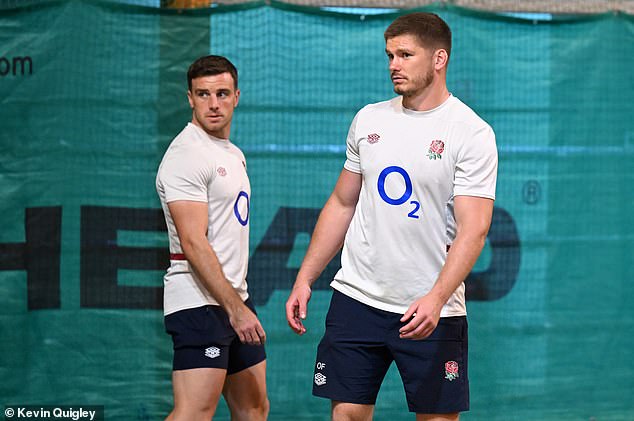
[1,1,633,420]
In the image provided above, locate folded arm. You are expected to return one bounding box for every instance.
[168,200,265,345]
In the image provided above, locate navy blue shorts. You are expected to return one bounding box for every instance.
[313,291,469,414]
[165,299,266,374]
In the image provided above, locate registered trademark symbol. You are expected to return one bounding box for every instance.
[522,180,541,204]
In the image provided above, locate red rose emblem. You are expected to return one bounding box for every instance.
[217,167,227,177]
[444,360,459,381]
[430,140,444,154]
[426,140,445,160]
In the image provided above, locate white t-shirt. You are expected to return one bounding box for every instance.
[331,95,498,316]
[156,123,251,315]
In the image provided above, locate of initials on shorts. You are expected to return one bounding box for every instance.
[205,346,221,359]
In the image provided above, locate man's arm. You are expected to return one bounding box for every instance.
[399,195,494,340]
[168,200,265,345]
[285,169,362,335]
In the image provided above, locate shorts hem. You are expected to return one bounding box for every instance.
[312,391,376,406]
[227,353,267,375]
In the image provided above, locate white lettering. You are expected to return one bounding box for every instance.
[17,408,51,418]
[54,407,83,420]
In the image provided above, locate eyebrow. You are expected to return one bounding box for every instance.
[194,88,232,94]
[385,48,414,55]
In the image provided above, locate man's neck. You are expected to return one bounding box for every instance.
[402,80,450,112]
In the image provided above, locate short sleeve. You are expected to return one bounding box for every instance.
[158,148,213,203]
[454,125,498,199]
[343,112,362,174]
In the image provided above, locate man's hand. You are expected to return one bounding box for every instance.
[285,284,312,335]
[399,294,443,340]
[399,196,494,340]
[228,304,266,345]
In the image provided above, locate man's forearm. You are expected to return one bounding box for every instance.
[430,229,487,304]
[295,198,355,288]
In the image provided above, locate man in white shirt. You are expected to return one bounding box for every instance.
[157,55,268,421]
[286,13,497,421]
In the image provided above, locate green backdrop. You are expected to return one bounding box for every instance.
[1,1,633,420]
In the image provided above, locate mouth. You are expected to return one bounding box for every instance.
[391,74,406,83]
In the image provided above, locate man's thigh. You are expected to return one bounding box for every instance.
[172,367,226,413]
[312,291,393,405]
[165,305,235,371]
[165,302,266,372]
[223,360,268,412]
[391,316,469,415]
[226,299,266,374]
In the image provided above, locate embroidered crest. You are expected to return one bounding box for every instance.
[367,133,380,144]
[314,373,327,386]
[205,346,220,359]
[426,140,445,160]
[217,167,227,176]
[445,361,459,381]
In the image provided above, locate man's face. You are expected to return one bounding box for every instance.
[386,34,436,97]
[187,72,240,139]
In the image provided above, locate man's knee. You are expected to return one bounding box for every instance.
[248,395,270,420]
[331,401,374,421]
[168,403,216,421]
[229,396,270,421]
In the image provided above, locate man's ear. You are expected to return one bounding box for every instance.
[435,49,449,70]
[187,90,194,109]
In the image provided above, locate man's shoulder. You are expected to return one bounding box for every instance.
[169,123,201,146]
[361,97,399,111]
[355,97,400,121]
[446,96,492,132]
[163,124,214,159]
[158,125,210,176]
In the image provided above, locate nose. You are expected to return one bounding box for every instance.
[389,57,401,71]
[207,95,219,109]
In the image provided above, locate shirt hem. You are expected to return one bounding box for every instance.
[453,191,496,200]
[163,291,250,316]
[164,196,209,204]
[330,281,466,317]
[343,163,362,174]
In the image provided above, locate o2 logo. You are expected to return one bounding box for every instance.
[377,166,421,219]
[233,191,250,226]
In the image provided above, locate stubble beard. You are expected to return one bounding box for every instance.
[393,67,435,97]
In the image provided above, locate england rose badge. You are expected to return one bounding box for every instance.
[426,139,445,160]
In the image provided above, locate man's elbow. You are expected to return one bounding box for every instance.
[457,221,491,249]
[474,231,488,251]
[178,235,205,258]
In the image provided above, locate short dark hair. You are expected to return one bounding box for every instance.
[384,13,452,58]
[187,55,238,91]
